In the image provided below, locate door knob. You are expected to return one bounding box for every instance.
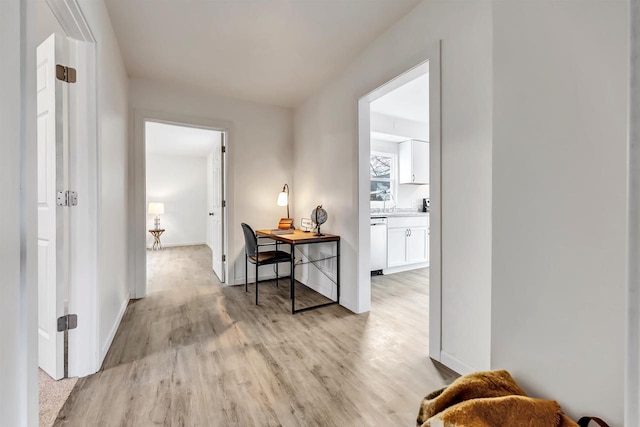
[209,212,214,216]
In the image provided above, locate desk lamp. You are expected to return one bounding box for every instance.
[277,184,293,229]
[148,202,165,229]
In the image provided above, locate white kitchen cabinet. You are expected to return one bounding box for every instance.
[407,226,429,264]
[387,228,409,268]
[386,216,429,269]
[399,139,429,184]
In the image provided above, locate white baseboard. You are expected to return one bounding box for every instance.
[382,261,429,275]
[232,271,356,313]
[146,241,206,249]
[339,296,357,313]
[99,295,129,369]
[298,277,335,300]
[440,351,475,376]
[232,271,291,286]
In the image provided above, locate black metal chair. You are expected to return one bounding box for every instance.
[241,223,292,305]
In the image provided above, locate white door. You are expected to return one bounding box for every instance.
[37,33,69,380]
[211,132,225,282]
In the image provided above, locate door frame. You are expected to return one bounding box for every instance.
[627,1,640,423]
[43,0,100,378]
[131,109,233,298]
[1,0,99,421]
[356,42,442,361]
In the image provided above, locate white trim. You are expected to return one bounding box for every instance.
[382,262,428,276]
[232,274,340,306]
[627,0,640,424]
[132,109,233,298]
[46,0,95,42]
[98,295,129,368]
[147,242,207,249]
[356,44,442,362]
[428,43,443,363]
[357,99,373,314]
[233,272,293,287]
[440,351,474,376]
[0,0,38,423]
[41,0,101,378]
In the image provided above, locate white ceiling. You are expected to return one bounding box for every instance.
[104,0,422,107]
[370,131,409,143]
[370,72,429,123]
[145,122,221,157]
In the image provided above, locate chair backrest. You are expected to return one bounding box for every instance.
[241,223,257,256]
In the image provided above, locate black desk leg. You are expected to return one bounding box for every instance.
[337,240,340,304]
[291,243,295,314]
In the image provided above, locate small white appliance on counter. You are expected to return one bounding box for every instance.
[370,217,387,272]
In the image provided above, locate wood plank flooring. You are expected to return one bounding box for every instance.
[55,245,457,426]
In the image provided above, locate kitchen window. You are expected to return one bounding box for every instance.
[370,152,397,203]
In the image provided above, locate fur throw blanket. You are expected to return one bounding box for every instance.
[417,370,579,427]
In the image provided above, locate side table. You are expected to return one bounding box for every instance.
[149,228,165,250]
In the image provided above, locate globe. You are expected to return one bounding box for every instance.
[311,205,328,235]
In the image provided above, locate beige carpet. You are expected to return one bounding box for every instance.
[39,369,77,427]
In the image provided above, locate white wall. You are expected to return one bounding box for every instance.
[146,153,208,247]
[628,2,640,425]
[77,0,130,366]
[293,0,493,372]
[129,78,293,286]
[491,1,628,425]
[1,0,38,424]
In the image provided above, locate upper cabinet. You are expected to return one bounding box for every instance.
[399,139,429,184]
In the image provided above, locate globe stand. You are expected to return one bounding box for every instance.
[311,204,327,237]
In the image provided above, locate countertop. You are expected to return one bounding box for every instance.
[371,211,429,218]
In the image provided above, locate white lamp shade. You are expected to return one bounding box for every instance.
[148,202,165,215]
[277,191,288,207]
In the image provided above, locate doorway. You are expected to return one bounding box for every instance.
[357,44,442,361]
[143,121,227,292]
[369,70,430,272]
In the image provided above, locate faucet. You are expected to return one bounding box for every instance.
[383,190,396,212]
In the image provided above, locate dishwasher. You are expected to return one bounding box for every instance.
[370,217,387,273]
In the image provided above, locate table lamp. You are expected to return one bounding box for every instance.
[277,183,293,229]
[148,202,165,229]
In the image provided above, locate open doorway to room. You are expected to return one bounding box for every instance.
[369,71,430,274]
[144,121,227,294]
[357,46,442,361]
[368,66,431,333]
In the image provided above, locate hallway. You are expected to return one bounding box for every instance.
[55,246,455,426]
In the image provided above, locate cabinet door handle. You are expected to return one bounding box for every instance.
[412,174,415,182]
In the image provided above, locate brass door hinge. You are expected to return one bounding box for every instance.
[56,64,77,83]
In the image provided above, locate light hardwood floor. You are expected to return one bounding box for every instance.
[55,245,456,426]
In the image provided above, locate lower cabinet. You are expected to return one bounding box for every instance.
[388,228,409,267]
[407,226,429,264]
[387,216,429,269]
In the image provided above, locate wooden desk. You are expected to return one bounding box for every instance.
[256,229,340,314]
